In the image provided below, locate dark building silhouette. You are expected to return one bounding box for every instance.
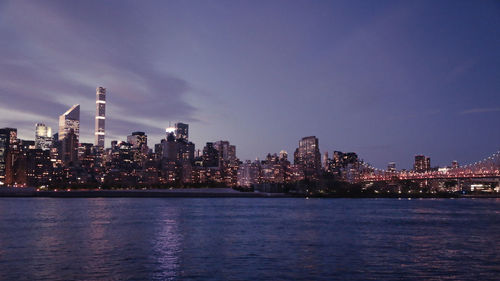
[203,142,219,167]
[0,128,17,184]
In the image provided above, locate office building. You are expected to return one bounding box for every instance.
[166,122,189,141]
[215,141,237,163]
[61,129,78,166]
[35,123,53,150]
[414,155,431,172]
[127,132,148,151]
[294,136,321,180]
[0,128,17,184]
[58,104,80,141]
[202,142,219,167]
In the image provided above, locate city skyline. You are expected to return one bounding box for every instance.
[0,0,499,169]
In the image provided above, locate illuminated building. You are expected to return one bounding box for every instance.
[26,149,52,187]
[215,141,237,163]
[95,87,106,147]
[0,128,17,185]
[414,155,431,172]
[166,122,189,141]
[388,162,396,172]
[58,104,80,141]
[35,123,53,150]
[294,136,321,180]
[202,142,219,167]
[161,133,178,161]
[237,160,260,187]
[127,132,148,152]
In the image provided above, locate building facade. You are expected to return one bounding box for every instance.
[95,87,106,147]
[294,136,321,181]
[35,123,53,151]
[58,104,80,141]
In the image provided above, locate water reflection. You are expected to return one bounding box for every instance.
[0,198,498,280]
[150,207,182,280]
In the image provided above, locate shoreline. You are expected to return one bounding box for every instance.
[0,188,499,198]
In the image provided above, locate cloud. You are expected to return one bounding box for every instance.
[0,1,197,145]
[460,107,500,115]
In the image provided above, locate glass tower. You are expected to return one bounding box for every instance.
[58,104,80,141]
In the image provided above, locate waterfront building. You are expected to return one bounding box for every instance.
[294,136,321,180]
[58,104,80,141]
[237,160,260,187]
[177,139,195,162]
[0,128,18,185]
[26,149,52,187]
[95,87,106,147]
[388,162,396,172]
[202,142,219,168]
[323,151,329,171]
[215,141,237,163]
[414,155,431,172]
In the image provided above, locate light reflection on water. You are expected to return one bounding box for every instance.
[0,198,498,280]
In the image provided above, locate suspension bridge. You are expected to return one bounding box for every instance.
[356,150,500,183]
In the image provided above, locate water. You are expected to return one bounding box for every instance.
[0,198,499,280]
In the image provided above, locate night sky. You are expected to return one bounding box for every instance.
[0,0,498,169]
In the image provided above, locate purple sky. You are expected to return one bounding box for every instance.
[0,0,498,169]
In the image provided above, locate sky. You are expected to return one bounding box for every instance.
[0,0,498,169]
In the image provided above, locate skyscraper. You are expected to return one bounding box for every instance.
[214,140,237,163]
[0,128,17,184]
[35,123,53,150]
[414,155,431,172]
[294,136,321,180]
[127,131,148,152]
[58,104,80,141]
[165,122,189,141]
[95,87,106,147]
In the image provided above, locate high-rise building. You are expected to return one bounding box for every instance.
[203,142,219,167]
[215,141,237,163]
[414,155,431,172]
[166,122,189,141]
[95,87,106,147]
[127,132,148,151]
[35,123,53,150]
[294,136,321,181]
[323,151,329,171]
[388,162,396,172]
[59,104,80,141]
[161,133,178,161]
[0,128,17,184]
[61,129,78,166]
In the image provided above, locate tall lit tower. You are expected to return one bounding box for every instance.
[95,87,106,147]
